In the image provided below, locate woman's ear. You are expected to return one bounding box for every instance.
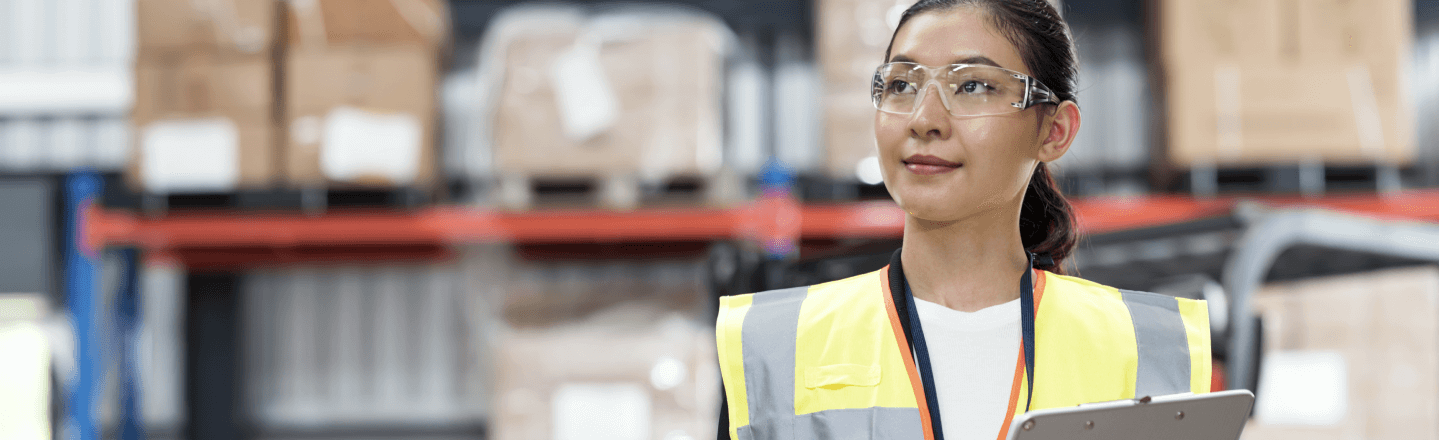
[1037,101,1081,163]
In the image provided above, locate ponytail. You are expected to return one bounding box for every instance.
[1020,163,1076,274]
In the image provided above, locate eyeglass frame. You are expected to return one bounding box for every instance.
[870,62,1059,117]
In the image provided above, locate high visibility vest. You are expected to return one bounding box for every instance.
[715,263,1211,440]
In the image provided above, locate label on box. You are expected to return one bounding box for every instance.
[550,37,619,141]
[1255,350,1348,426]
[140,118,240,192]
[552,382,649,440]
[320,107,422,184]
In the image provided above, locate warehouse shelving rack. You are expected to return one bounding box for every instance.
[65,167,1439,439]
[85,190,1439,261]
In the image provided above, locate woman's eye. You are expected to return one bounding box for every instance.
[957,80,992,94]
[888,80,915,94]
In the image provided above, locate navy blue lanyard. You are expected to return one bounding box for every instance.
[899,253,1039,440]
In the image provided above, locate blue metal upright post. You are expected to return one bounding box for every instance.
[116,247,144,440]
[64,171,102,440]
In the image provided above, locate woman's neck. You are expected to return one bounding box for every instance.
[900,205,1030,313]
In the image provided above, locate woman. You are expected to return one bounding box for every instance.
[715,1,1211,439]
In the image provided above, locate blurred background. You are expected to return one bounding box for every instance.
[1,0,1439,439]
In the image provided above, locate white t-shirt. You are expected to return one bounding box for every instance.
[913,296,1022,440]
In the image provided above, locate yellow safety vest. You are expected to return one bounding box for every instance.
[716,262,1211,440]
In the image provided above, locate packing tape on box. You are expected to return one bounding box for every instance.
[1346,65,1387,158]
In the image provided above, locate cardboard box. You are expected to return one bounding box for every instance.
[285,0,448,48]
[136,0,278,55]
[489,252,717,440]
[129,53,278,192]
[489,17,725,179]
[1243,266,1439,440]
[283,46,439,187]
[280,0,447,188]
[1158,0,1414,166]
[492,312,719,440]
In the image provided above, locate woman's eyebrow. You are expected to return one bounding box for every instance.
[886,54,1003,68]
[950,55,1001,67]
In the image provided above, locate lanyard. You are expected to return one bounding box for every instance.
[894,251,1039,440]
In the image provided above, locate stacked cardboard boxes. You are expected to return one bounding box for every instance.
[283,0,447,188]
[1158,0,1414,166]
[1244,266,1439,440]
[130,0,280,193]
[485,8,727,182]
[485,252,719,440]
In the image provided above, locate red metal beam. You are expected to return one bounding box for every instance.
[89,191,1439,266]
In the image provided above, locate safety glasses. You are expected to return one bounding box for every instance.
[871,62,1057,117]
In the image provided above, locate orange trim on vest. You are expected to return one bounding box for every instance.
[995,269,1048,440]
[882,267,1051,440]
[880,265,936,440]
[996,348,1026,440]
[1034,269,1047,310]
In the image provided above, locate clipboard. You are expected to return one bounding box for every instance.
[1005,390,1255,440]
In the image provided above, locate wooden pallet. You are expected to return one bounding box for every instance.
[125,186,433,215]
[1178,162,1405,196]
[487,171,746,210]
[794,175,892,202]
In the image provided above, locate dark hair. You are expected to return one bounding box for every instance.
[885,0,1079,274]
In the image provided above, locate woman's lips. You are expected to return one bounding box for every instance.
[903,154,961,175]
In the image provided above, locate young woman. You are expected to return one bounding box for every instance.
[715,1,1212,439]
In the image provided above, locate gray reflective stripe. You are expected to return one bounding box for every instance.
[796,407,924,439]
[738,407,924,440]
[1121,289,1192,397]
[740,286,809,439]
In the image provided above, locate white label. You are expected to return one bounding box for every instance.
[140,118,239,192]
[320,107,422,184]
[552,383,650,440]
[550,38,619,141]
[1254,350,1348,426]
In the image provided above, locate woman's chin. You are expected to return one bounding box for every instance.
[893,192,968,223]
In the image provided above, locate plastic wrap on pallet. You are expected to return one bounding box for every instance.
[726,32,768,177]
[773,31,823,174]
[442,66,484,183]
[465,4,735,182]
[1416,29,1439,169]
[245,263,483,426]
[0,117,131,172]
[0,0,135,172]
[137,261,185,430]
[480,246,718,440]
[1052,24,1150,193]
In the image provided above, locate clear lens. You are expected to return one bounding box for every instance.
[871,63,1045,117]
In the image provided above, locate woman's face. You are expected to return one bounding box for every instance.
[876,7,1058,223]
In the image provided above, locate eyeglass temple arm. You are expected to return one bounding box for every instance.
[1011,74,1058,109]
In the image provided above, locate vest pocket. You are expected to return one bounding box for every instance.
[804,363,881,389]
